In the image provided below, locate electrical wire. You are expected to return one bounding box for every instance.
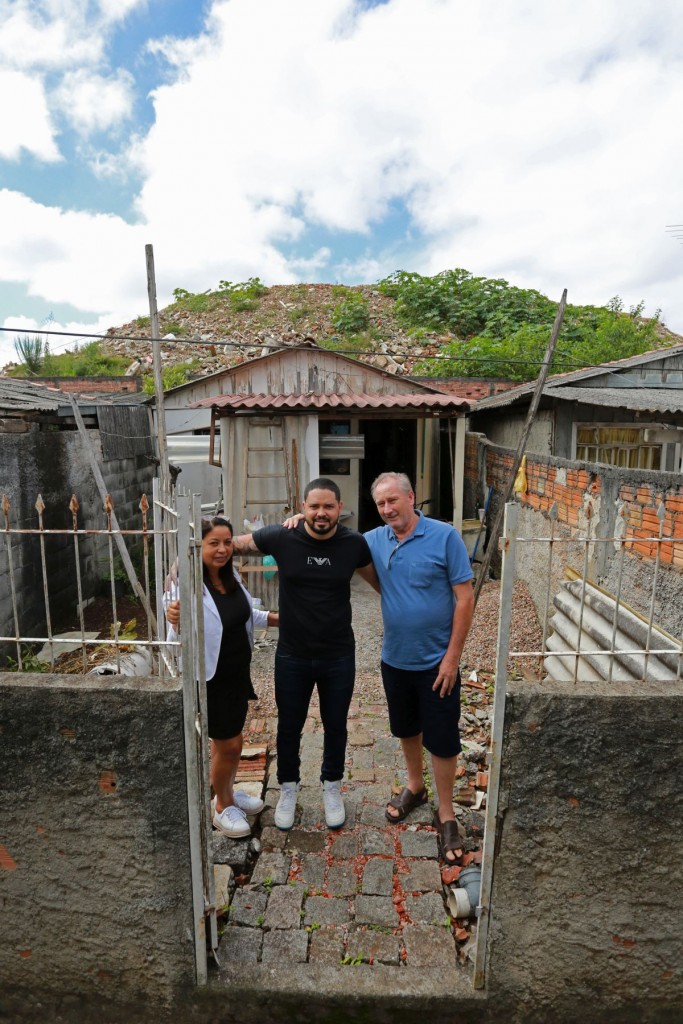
[2,323,675,373]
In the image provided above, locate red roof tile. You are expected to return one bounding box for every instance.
[191,391,469,412]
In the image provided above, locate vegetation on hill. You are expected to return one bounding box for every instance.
[9,337,129,378]
[6,270,671,386]
[378,270,663,381]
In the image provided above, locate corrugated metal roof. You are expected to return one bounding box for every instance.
[0,376,149,413]
[548,386,683,414]
[472,342,683,412]
[0,377,66,411]
[190,391,470,412]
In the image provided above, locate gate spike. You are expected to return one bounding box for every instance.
[35,494,46,515]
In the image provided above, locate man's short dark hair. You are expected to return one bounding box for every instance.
[304,477,341,501]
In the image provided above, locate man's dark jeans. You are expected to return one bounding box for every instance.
[274,650,355,784]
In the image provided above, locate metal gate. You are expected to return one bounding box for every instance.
[154,482,217,982]
[0,479,216,984]
[473,500,683,988]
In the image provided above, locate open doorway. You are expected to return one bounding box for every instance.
[358,419,417,531]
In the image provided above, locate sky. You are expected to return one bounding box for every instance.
[1,0,683,367]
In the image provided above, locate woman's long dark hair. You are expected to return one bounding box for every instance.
[201,516,237,592]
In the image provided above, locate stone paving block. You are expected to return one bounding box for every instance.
[285,829,326,854]
[228,888,268,926]
[348,727,373,746]
[340,790,361,825]
[407,803,435,825]
[214,863,234,911]
[259,826,287,851]
[360,802,389,827]
[219,924,263,963]
[402,923,455,968]
[211,831,254,872]
[300,802,325,828]
[299,853,326,892]
[326,860,358,897]
[360,829,394,856]
[330,833,358,859]
[374,737,399,762]
[347,768,376,783]
[362,858,394,896]
[261,929,309,963]
[402,859,443,893]
[354,895,399,928]
[264,883,304,930]
[347,748,375,770]
[400,830,439,859]
[405,892,450,925]
[304,895,352,927]
[347,926,401,966]
[307,926,346,965]
[251,851,292,886]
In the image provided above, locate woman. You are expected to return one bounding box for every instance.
[165,516,278,838]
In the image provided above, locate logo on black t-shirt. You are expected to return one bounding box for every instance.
[307,556,331,566]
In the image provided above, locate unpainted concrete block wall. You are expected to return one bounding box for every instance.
[0,673,196,1018]
[487,679,683,1024]
[0,427,156,650]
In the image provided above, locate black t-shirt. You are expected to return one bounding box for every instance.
[252,522,372,657]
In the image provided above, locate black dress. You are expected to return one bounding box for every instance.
[205,583,257,740]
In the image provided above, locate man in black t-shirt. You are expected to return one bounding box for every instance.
[232,478,374,831]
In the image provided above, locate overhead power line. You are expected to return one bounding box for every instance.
[0,324,676,373]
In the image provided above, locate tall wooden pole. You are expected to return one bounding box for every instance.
[473,288,568,609]
[146,244,171,500]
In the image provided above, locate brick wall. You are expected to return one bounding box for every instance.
[482,445,683,569]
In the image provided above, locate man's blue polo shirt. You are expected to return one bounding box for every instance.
[364,512,473,671]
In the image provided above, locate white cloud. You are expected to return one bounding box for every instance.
[0,71,61,160]
[52,68,134,135]
[2,0,683,356]
[0,2,104,70]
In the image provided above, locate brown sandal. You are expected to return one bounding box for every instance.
[433,813,465,864]
[385,786,428,823]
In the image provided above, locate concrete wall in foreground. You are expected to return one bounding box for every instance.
[487,678,683,1023]
[2,672,681,1024]
[0,672,196,1018]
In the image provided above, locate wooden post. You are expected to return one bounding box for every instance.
[472,289,568,609]
[146,244,171,501]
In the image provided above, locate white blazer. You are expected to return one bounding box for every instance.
[165,570,269,680]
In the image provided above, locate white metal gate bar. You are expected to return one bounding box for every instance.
[473,501,518,988]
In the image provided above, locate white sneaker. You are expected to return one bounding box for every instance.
[213,803,251,838]
[274,782,299,830]
[234,790,265,815]
[322,780,345,829]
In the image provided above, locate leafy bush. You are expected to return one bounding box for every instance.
[142,360,200,394]
[331,291,370,334]
[380,270,662,381]
[170,277,269,316]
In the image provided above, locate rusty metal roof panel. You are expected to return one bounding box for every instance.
[190,391,469,412]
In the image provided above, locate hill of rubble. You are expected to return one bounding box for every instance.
[102,283,443,383]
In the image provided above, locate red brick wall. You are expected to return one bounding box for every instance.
[479,442,683,569]
[619,483,683,568]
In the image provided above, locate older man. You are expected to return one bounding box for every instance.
[364,472,474,864]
